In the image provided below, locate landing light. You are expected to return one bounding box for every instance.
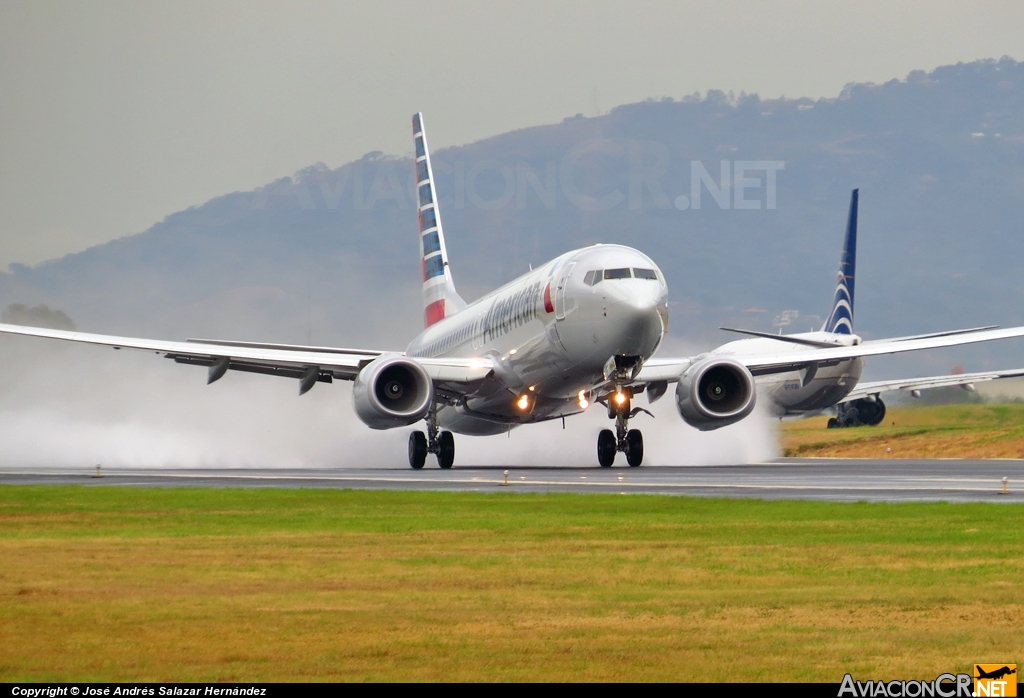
[614,391,627,406]
[516,394,531,411]
[509,348,517,355]
[578,390,589,409]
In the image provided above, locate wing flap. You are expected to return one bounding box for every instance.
[170,355,340,383]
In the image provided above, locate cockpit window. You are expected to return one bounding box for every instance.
[586,268,650,284]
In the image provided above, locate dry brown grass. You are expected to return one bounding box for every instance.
[1,486,1023,681]
[781,403,1024,458]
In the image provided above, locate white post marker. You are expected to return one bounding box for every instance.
[1000,477,1009,495]
[503,470,509,486]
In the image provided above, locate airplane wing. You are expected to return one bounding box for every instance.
[860,325,998,343]
[636,325,1024,383]
[841,367,1024,402]
[0,323,495,392]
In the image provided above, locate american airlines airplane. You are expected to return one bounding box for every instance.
[3,114,1024,468]
[707,189,1024,428]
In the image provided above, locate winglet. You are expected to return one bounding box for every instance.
[413,113,466,328]
[823,189,858,334]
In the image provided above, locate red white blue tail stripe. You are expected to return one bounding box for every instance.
[823,189,858,334]
[413,112,466,327]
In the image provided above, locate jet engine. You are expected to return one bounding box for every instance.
[352,355,434,430]
[833,397,886,427]
[675,357,756,431]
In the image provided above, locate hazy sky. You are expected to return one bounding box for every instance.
[1,0,1022,268]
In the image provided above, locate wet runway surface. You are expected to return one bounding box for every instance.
[2,459,1024,502]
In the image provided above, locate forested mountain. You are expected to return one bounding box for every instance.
[3,57,1022,369]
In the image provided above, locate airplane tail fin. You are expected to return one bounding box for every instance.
[822,188,858,334]
[413,112,466,328]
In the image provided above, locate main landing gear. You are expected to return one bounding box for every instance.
[597,388,645,468]
[408,408,455,469]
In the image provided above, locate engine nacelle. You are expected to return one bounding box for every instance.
[675,357,756,431]
[352,355,434,430]
[838,397,886,427]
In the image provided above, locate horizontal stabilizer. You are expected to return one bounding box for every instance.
[719,327,842,348]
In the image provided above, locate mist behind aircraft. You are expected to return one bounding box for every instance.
[0,332,777,468]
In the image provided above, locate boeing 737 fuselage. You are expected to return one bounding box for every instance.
[406,245,668,435]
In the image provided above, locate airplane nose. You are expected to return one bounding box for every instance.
[624,286,661,312]
[606,281,667,354]
[614,279,665,316]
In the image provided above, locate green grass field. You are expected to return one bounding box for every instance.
[781,403,1024,458]
[1,486,1022,682]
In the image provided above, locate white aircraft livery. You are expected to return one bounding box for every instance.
[4,114,1024,468]
[708,189,1024,428]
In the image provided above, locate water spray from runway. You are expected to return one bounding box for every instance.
[0,335,779,469]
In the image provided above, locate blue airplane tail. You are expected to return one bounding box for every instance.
[823,189,858,334]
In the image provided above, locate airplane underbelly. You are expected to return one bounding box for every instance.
[439,393,585,436]
[769,358,863,413]
[783,382,856,412]
[437,405,511,436]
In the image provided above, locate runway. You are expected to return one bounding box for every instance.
[1,459,1023,502]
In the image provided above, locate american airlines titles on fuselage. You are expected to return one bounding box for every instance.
[407,245,668,435]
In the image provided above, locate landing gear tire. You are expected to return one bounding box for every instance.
[625,429,644,467]
[437,430,455,469]
[597,429,616,467]
[827,418,838,429]
[409,431,427,469]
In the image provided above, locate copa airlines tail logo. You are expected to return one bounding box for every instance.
[825,270,854,334]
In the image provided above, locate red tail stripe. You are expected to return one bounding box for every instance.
[425,299,446,327]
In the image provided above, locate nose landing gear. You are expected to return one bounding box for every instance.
[597,388,647,467]
[408,407,455,469]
